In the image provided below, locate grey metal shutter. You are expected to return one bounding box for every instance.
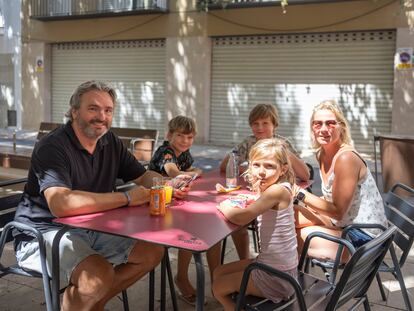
[51,39,165,133]
[210,30,396,154]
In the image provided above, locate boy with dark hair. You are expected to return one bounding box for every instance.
[149,115,201,177]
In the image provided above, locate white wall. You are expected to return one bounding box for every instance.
[21,42,50,130]
[0,0,21,128]
[392,27,414,135]
[165,36,212,143]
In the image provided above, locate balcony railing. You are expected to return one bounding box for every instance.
[200,0,354,10]
[29,0,168,21]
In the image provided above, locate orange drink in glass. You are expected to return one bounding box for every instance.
[163,177,173,204]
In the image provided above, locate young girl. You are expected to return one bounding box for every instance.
[219,103,309,261]
[213,138,298,311]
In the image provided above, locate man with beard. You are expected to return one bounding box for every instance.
[13,80,181,310]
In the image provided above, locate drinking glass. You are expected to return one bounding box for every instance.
[163,177,173,205]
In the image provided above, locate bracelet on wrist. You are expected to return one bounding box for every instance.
[123,191,131,207]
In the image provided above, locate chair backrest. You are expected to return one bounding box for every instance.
[35,123,159,162]
[0,178,26,242]
[36,122,62,141]
[374,134,414,193]
[111,127,159,162]
[384,183,414,268]
[327,225,397,310]
[0,178,54,310]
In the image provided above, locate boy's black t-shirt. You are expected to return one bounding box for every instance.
[148,141,193,175]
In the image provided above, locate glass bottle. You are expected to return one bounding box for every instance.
[226,149,239,188]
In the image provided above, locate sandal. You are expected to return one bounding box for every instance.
[174,276,206,306]
[178,293,196,306]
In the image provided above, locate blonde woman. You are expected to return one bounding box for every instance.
[294,100,387,260]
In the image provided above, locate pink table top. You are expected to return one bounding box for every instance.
[54,170,244,252]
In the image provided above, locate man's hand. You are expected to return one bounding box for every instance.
[129,186,151,206]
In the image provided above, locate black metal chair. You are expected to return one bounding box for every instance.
[305,162,314,193]
[0,178,55,310]
[0,178,131,311]
[234,226,397,311]
[311,182,414,311]
[373,134,414,193]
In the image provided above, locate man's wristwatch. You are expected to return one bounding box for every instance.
[123,191,131,207]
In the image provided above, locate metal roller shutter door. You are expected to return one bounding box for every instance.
[52,39,166,133]
[210,30,396,154]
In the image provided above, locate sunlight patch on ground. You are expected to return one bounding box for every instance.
[382,276,414,292]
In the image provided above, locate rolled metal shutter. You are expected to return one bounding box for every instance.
[210,30,396,154]
[51,39,166,133]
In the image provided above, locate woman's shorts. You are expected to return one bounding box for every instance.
[345,228,373,248]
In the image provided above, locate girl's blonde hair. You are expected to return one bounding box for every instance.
[246,138,296,186]
[310,100,352,150]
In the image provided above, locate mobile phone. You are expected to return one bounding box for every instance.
[178,174,198,190]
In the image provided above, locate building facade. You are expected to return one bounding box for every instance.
[5,0,414,154]
[0,0,21,129]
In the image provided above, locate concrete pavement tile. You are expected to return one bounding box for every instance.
[0,278,25,298]
[370,302,406,311]
[1,274,45,290]
[406,247,414,264]
[365,276,390,306]
[380,266,414,310]
[0,284,46,311]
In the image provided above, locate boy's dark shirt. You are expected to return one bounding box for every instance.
[13,121,146,242]
[148,141,193,175]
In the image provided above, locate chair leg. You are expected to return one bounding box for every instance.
[375,273,387,301]
[390,245,412,311]
[221,237,227,265]
[363,296,371,311]
[251,220,260,253]
[121,290,129,311]
[395,269,412,311]
[252,226,258,253]
[304,257,310,273]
